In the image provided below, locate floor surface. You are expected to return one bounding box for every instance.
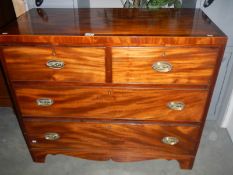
[0,107,233,175]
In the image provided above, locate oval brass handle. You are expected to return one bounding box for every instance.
[167,101,185,111]
[46,60,64,69]
[44,132,60,141]
[162,136,179,145]
[36,98,54,106]
[152,61,172,72]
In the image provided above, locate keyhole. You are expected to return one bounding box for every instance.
[51,49,56,57]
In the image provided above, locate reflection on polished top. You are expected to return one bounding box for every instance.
[0,8,225,36]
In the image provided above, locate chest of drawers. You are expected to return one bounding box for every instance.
[0,8,227,169]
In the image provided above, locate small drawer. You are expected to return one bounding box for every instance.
[15,86,208,122]
[24,120,200,157]
[2,46,105,83]
[112,47,219,85]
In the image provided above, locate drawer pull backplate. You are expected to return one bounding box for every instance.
[167,101,185,111]
[44,132,60,141]
[46,60,64,69]
[162,136,179,145]
[36,98,54,106]
[152,61,172,72]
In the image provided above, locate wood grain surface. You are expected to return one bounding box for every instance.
[3,46,105,82]
[30,148,195,169]
[0,68,11,106]
[15,86,208,122]
[24,120,200,157]
[0,8,227,46]
[0,8,225,36]
[112,47,218,85]
[0,36,227,46]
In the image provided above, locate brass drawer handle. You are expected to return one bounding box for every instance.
[44,132,60,141]
[46,60,64,69]
[36,98,54,106]
[162,136,179,145]
[167,101,185,111]
[152,61,172,72]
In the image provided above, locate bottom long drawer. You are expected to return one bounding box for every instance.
[24,120,200,158]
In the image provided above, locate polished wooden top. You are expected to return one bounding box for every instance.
[0,8,226,37]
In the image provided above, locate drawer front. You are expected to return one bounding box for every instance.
[112,47,218,85]
[15,86,208,122]
[2,46,105,82]
[24,120,200,156]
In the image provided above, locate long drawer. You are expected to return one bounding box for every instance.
[24,120,200,157]
[15,86,208,122]
[112,47,219,85]
[2,46,105,82]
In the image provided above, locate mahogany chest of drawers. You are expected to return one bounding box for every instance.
[0,8,227,169]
